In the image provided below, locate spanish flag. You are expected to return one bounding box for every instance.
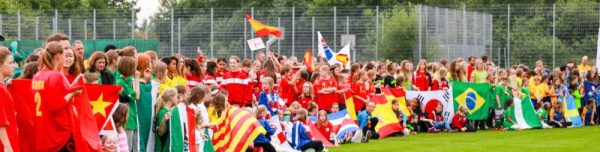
[213,106,266,152]
[370,94,404,139]
[245,14,281,38]
[303,48,315,72]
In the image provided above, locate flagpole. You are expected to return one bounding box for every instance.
[265,36,280,55]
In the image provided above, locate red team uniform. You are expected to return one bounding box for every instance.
[314,77,339,111]
[221,70,251,106]
[0,84,19,152]
[32,70,76,151]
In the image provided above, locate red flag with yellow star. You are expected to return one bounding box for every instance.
[86,84,122,132]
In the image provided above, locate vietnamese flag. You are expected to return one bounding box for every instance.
[369,94,404,139]
[86,84,122,132]
[73,83,121,152]
[7,79,35,152]
[245,14,282,37]
[303,48,315,72]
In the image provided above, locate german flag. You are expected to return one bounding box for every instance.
[213,106,266,152]
[303,48,315,72]
[245,14,281,38]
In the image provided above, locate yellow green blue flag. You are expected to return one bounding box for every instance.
[452,81,493,120]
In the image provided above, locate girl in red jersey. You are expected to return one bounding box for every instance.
[215,57,228,83]
[185,58,204,88]
[279,65,297,105]
[221,56,251,107]
[61,44,83,83]
[297,82,314,109]
[412,59,432,91]
[314,65,339,111]
[0,47,19,152]
[431,68,449,91]
[204,61,218,87]
[352,71,370,112]
[315,110,336,145]
[33,39,84,152]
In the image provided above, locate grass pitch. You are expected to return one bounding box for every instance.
[329,126,600,152]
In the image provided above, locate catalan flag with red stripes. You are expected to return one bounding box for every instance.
[303,48,315,72]
[245,14,281,38]
[212,106,266,152]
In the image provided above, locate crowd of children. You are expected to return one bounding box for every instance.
[1,33,599,152]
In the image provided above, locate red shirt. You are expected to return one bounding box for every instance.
[294,79,307,102]
[315,122,334,140]
[221,70,251,106]
[186,74,203,88]
[452,113,467,129]
[7,79,34,152]
[467,65,474,81]
[203,74,217,87]
[215,68,228,84]
[279,75,297,105]
[0,84,19,152]
[428,111,444,122]
[431,79,449,91]
[32,70,75,152]
[314,77,339,111]
[351,82,369,112]
[297,97,312,109]
[412,71,431,91]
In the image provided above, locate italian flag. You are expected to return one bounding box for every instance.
[507,89,542,129]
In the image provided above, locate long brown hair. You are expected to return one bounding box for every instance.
[112,103,129,131]
[88,52,108,73]
[39,41,64,70]
[189,86,208,105]
[185,58,204,80]
[212,94,228,118]
[65,49,83,76]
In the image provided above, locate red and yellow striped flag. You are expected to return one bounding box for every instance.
[303,48,315,72]
[245,14,281,37]
[213,106,266,152]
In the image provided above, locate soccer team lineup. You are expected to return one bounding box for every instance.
[2,1,600,152]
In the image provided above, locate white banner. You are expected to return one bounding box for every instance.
[406,89,454,124]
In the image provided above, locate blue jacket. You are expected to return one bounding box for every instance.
[254,118,275,144]
[258,91,282,116]
[583,81,598,106]
[290,121,312,150]
[357,110,372,129]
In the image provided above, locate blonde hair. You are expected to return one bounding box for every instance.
[296,108,308,121]
[459,105,468,112]
[261,76,274,87]
[300,82,314,99]
[154,62,167,83]
[154,88,178,120]
[256,105,267,117]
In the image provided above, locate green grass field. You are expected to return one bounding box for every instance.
[329,127,600,152]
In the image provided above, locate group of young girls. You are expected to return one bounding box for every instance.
[0,32,599,152]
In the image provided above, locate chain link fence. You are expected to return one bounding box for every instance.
[0,4,599,67]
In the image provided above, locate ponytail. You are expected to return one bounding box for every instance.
[38,41,63,70]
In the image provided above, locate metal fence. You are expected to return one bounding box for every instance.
[0,4,599,67]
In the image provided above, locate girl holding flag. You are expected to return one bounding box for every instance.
[154,88,184,152]
[33,35,84,151]
[0,47,18,152]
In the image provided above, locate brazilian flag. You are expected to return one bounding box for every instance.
[452,81,493,120]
